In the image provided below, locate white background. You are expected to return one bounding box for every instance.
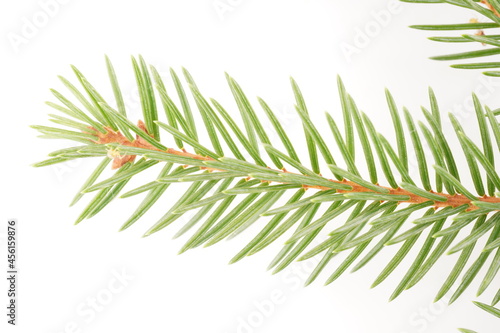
[1,0,500,332]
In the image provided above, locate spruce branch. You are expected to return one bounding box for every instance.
[33,56,500,307]
[86,122,497,209]
[405,0,500,76]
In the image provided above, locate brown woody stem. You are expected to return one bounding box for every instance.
[482,1,500,17]
[90,122,500,211]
